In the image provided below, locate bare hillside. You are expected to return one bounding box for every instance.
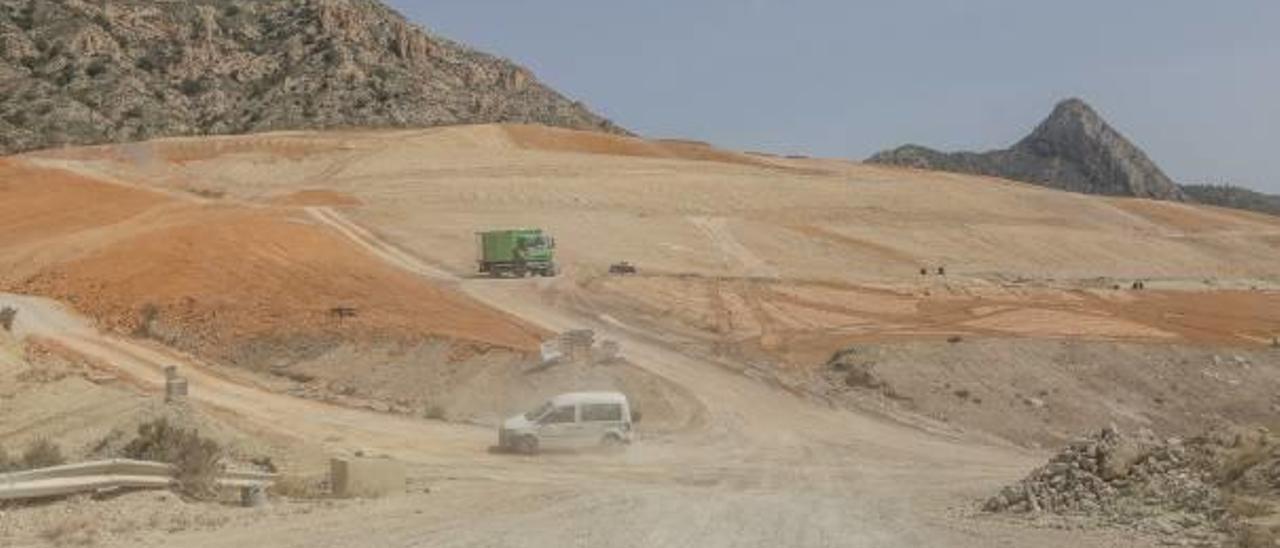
[0,0,624,155]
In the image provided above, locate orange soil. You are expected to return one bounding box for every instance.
[0,161,545,357]
[594,276,1280,363]
[502,124,773,167]
[0,161,166,247]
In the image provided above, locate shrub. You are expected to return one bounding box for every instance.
[0,306,16,331]
[123,419,222,499]
[21,439,66,470]
[85,59,108,78]
[179,78,209,97]
[422,403,446,420]
[0,444,13,472]
[133,303,158,337]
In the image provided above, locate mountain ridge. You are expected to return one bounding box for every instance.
[0,0,626,155]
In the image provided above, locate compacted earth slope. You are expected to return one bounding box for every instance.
[22,125,1280,444]
[0,157,558,419]
[2,126,1279,547]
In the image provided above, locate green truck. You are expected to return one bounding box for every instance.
[476,229,558,277]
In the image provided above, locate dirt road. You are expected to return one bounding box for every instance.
[1,140,1176,545]
[1,211,1159,547]
[169,209,1150,548]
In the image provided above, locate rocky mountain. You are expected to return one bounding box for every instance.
[868,99,1186,201]
[0,0,626,155]
[1181,184,1280,217]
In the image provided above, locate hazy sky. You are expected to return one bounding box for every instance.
[387,1,1279,192]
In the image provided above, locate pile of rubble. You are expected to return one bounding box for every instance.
[985,425,1280,545]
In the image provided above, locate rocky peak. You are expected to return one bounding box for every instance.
[868,98,1186,201]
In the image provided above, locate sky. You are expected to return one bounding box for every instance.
[386,1,1280,192]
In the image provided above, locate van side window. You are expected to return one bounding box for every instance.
[582,403,623,422]
[545,406,576,424]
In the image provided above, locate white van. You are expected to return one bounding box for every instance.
[499,392,633,454]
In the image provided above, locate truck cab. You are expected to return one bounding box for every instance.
[499,392,633,454]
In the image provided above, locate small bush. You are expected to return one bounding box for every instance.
[844,368,883,390]
[21,439,66,470]
[0,306,16,331]
[123,419,222,500]
[179,78,209,97]
[85,59,108,78]
[271,474,328,499]
[423,404,446,420]
[953,389,971,401]
[0,444,13,472]
[133,303,159,337]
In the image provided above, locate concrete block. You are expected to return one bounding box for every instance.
[330,457,406,499]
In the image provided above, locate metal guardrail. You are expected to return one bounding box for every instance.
[0,459,275,501]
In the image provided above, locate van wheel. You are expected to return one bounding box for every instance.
[514,435,539,455]
[601,434,624,449]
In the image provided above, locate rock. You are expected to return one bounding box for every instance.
[0,0,627,156]
[985,424,1279,542]
[868,98,1186,201]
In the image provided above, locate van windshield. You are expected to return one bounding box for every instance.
[524,402,552,421]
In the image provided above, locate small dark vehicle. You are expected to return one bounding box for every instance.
[609,262,637,275]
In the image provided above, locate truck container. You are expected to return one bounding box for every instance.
[476,229,557,277]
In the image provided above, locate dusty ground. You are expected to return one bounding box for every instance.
[2,125,1279,546]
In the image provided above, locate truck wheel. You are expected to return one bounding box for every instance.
[515,435,539,455]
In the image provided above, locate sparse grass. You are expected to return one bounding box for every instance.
[39,515,98,547]
[1221,435,1274,486]
[1235,523,1280,548]
[122,419,222,500]
[271,474,329,499]
[0,439,66,473]
[1227,496,1276,519]
[21,439,66,470]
